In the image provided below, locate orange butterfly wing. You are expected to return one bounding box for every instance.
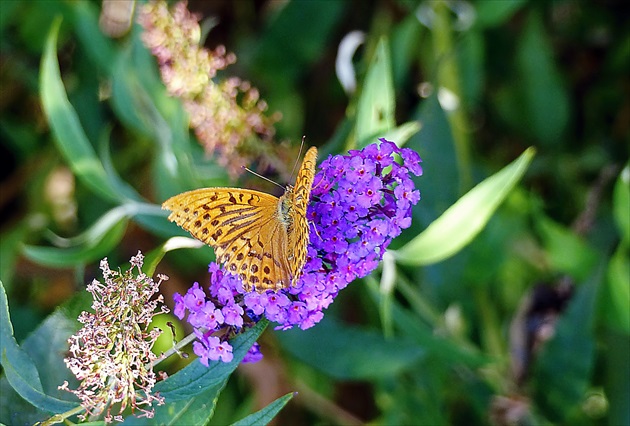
[284,146,317,285]
[162,146,317,292]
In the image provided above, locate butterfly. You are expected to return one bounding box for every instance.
[162,146,317,293]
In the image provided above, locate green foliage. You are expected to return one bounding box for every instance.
[514,12,570,145]
[278,317,425,380]
[1,0,628,425]
[355,39,396,148]
[393,147,535,265]
[533,266,601,422]
[1,281,82,418]
[230,393,295,426]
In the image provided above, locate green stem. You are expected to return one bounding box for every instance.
[152,330,199,368]
[396,274,441,327]
[41,406,85,426]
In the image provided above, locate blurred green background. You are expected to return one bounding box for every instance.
[1,0,628,425]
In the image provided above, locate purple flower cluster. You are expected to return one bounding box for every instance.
[173,138,422,364]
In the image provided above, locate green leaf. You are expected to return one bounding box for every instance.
[364,273,488,368]
[410,94,459,221]
[11,0,65,54]
[58,205,134,247]
[390,13,423,91]
[382,283,487,368]
[142,236,204,277]
[69,1,116,73]
[123,381,227,426]
[603,245,630,333]
[458,31,484,109]
[0,0,21,31]
[613,163,630,244]
[516,12,569,145]
[277,317,424,380]
[535,215,598,281]
[533,264,603,421]
[21,202,166,268]
[109,34,199,196]
[128,322,269,424]
[153,319,268,401]
[0,281,77,415]
[474,0,526,28]
[153,113,198,200]
[231,392,294,426]
[97,128,144,203]
[22,214,128,268]
[0,221,29,291]
[392,147,535,266]
[40,18,120,202]
[110,43,158,138]
[355,38,396,149]
[379,121,422,147]
[249,0,346,86]
[134,212,193,242]
[1,281,43,396]
[604,330,630,426]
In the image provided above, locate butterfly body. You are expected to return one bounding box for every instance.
[163,147,317,293]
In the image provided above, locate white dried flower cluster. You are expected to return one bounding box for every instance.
[59,251,169,422]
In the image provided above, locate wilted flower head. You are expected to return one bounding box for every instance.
[173,139,422,364]
[59,251,169,422]
[138,0,278,177]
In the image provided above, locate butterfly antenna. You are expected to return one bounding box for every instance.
[242,166,285,189]
[289,136,307,180]
[311,175,324,192]
[310,220,322,240]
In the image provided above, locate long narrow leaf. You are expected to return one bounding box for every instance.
[533,263,603,420]
[69,1,116,74]
[124,321,268,424]
[46,205,135,248]
[21,203,164,268]
[355,38,395,148]
[0,281,76,414]
[142,237,204,277]
[154,319,268,401]
[40,18,120,202]
[22,219,127,267]
[379,121,421,148]
[231,393,295,426]
[392,147,535,266]
[613,163,630,243]
[97,128,144,203]
[123,380,227,426]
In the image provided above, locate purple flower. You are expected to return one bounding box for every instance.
[221,303,244,328]
[184,282,206,310]
[238,138,422,330]
[212,341,234,363]
[286,301,308,324]
[188,301,223,329]
[242,342,263,363]
[401,147,423,175]
[173,293,186,319]
[359,176,384,207]
[175,138,422,365]
[243,292,265,316]
[193,341,211,367]
[193,335,233,366]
